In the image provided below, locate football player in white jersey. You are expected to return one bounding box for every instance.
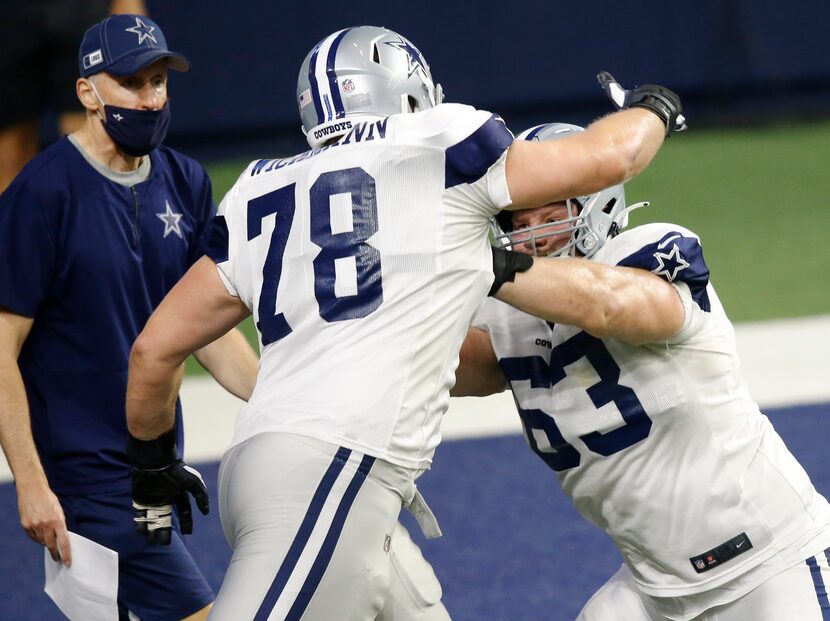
[454,122,830,620]
[122,27,685,620]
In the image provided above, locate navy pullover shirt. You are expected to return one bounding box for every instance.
[0,137,214,495]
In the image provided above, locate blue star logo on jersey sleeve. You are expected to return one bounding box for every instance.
[651,242,690,282]
[385,38,428,77]
[156,201,183,239]
[618,230,710,311]
[125,17,157,45]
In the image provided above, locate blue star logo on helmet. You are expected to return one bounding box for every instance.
[125,17,157,46]
[385,37,428,77]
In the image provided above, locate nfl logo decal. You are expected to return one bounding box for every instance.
[342,79,355,93]
[694,559,705,571]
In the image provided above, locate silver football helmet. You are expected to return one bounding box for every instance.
[297,26,443,148]
[492,122,646,258]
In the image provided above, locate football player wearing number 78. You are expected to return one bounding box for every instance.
[454,122,830,620]
[125,25,685,620]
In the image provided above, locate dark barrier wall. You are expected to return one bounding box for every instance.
[147,1,830,155]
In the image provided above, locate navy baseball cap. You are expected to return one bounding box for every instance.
[79,14,190,78]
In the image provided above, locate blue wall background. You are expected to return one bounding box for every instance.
[147,1,830,158]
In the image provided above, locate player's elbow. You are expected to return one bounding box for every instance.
[134,301,197,364]
[129,331,155,373]
[583,297,683,346]
[581,302,652,344]
[130,328,176,372]
[580,303,621,341]
[573,273,631,340]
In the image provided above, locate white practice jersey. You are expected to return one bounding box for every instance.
[474,223,830,616]
[207,103,513,470]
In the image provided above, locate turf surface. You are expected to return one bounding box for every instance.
[2,403,827,620]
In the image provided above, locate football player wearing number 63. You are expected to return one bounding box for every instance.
[454,123,830,620]
[125,26,684,620]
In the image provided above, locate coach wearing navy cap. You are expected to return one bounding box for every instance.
[0,13,257,621]
[77,13,191,158]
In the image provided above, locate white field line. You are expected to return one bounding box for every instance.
[2,315,829,483]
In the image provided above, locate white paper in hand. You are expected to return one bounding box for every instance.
[44,531,119,621]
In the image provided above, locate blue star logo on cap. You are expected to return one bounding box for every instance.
[652,243,690,282]
[125,17,157,46]
[156,201,183,239]
[385,37,428,77]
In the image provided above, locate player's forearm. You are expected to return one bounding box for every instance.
[126,339,185,439]
[451,328,507,397]
[194,328,259,401]
[505,109,664,210]
[451,364,507,397]
[0,357,50,488]
[496,257,682,344]
[495,257,605,329]
[583,108,666,184]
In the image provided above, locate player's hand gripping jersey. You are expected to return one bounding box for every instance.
[207,104,513,470]
[474,223,830,611]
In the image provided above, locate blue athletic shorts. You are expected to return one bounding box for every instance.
[59,492,214,621]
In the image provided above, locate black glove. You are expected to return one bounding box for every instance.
[489,246,534,296]
[597,71,687,136]
[127,429,209,545]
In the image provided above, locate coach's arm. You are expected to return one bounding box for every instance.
[0,309,71,566]
[193,328,258,403]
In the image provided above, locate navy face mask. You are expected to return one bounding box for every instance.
[92,82,171,156]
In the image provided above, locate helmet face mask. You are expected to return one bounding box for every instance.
[297,26,443,148]
[493,123,630,258]
[492,198,583,257]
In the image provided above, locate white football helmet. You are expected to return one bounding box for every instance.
[492,122,646,258]
[297,26,443,148]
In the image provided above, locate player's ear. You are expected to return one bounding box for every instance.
[76,78,100,113]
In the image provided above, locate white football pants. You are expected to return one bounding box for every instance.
[577,552,830,621]
[208,432,449,621]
